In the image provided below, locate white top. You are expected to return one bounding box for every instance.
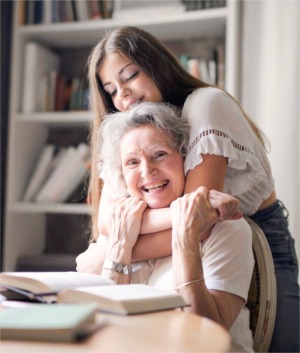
[147,219,254,353]
[182,87,275,215]
[98,219,255,352]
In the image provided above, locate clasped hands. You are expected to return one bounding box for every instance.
[76,187,242,274]
[105,187,242,259]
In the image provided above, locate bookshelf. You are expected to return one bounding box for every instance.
[4,0,242,271]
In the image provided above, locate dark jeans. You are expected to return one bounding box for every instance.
[249,200,300,352]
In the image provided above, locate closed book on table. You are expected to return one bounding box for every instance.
[0,303,101,342]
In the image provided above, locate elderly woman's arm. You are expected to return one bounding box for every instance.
[171,187,247,329]
[100,196,147,284]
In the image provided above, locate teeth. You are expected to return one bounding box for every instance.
[143,181,168,193]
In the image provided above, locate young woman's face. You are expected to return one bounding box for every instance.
[120,124,185,209]
[99,53,163,112]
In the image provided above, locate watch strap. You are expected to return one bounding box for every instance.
[103,259,132,275]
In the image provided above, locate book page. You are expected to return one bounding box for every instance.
[0,272,115,294]
[69,284,179,300]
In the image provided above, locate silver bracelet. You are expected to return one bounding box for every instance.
[175,278,205,290]
[103,259,132,275]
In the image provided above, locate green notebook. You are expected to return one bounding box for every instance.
[0,303,103,342]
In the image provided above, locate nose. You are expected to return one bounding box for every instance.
[119,84,130,99]
[141,159,157,178]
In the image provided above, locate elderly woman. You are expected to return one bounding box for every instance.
[91,102,254,352]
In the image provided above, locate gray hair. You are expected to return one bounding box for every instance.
[98,102,190,199]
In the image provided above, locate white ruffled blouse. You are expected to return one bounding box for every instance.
[183,87,274,215]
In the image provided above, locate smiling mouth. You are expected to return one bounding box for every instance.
[128,98,143,110]
[141,181,169,193]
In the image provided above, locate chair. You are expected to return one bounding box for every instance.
[245,217,277,353]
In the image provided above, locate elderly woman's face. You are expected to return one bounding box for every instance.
[120,124,185,209]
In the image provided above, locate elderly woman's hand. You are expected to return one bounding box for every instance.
[170,186,218,248]
[105,197,148,262]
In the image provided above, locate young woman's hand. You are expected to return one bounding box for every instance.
[208,189,243,221]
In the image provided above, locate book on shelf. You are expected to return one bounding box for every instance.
[180,44,225,87]
[23,146,66,202]
[23,144,56,202]
[36,72,88,112]
[22,42,60,113]
[0,272,187,315]
[74,0,90,21]
[34,143,90,203]
[181,0,227,11]
[0,303,102,342]
[113,0,184,19]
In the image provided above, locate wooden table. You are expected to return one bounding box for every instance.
[1,310,231,353]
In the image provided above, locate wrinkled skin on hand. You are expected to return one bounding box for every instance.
[171,186,221,248]
[106,196,148,253]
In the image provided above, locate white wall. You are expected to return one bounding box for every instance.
[241,0,300,266]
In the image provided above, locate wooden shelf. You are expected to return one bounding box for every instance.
[19,8,228,47]
[10,202,91,215]
[16,111,92,126]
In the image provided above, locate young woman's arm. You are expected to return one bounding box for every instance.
[98,182,172,235]
[131,154,228,259]
[99,155,227,233]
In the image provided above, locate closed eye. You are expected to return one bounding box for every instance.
[124,71,139,82]
[110,89,117,97]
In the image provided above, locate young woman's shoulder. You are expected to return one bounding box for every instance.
[186,86,235,109]
[183,86,243,128]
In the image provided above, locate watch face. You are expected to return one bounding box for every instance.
[115,262,124,272]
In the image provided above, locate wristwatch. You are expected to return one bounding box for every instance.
[103,259,132,275]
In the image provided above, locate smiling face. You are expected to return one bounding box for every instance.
[120,124,185,209]
[99,52,163,112]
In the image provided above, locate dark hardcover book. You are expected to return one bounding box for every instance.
[33,0,43,23]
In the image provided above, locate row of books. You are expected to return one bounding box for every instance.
[38,73,89,113]
[21,0,115,25]
[180,45,225,87]
[22,42,88,113]
[21,0,227,25]
[23,143,90,204]
[182,0,227,11]
[21,40,225,114]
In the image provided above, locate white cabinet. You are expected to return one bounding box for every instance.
[4,0,241,271]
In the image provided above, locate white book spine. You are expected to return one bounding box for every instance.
[35,147,77,203]
[50,143,90,202]
[22,42,60,113]
[23,145,55,202]
[35,144,89,203]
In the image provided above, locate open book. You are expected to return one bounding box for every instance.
[0,272,187,315]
